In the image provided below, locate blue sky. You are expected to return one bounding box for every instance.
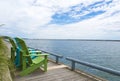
[0,0,120,39]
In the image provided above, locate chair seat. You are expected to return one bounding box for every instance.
[32,57,44,64]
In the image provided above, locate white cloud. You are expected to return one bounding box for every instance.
[0,0,120,39]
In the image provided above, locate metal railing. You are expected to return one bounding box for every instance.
[28,47,120,76]
[66,57,120,76]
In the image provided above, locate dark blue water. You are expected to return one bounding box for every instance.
[25,39,120,81]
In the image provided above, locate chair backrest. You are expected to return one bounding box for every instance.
[2,36,17,62]
[15,38,28,52]
[2,36,17,50]
[14,38,33,66]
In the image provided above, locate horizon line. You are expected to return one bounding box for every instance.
[23,38,120,41]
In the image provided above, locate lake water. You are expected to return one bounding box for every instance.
[25,39,120,81]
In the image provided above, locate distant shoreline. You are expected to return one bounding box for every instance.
[23,38,120,42]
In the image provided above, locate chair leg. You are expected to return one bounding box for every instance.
[44,56,48,72]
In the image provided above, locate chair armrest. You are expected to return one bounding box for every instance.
[23,53,49,57]
[29,51,42,54]
[30,53,49,56]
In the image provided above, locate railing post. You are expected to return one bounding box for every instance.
[66,57,76,71]
[56,56,59,64]
[71,61,75,71]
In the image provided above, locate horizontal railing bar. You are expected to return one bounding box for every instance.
[41,50,63,58]
[66,57,120,76]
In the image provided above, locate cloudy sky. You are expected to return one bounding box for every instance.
[0,0,120,39]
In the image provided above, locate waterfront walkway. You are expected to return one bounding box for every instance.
[14,60,107,81]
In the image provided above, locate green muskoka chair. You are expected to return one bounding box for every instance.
[2,36,37,66]
[14,37,49,76]
[2,36,41,67]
